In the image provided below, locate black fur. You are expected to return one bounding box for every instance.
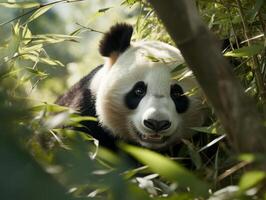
[99,23,133,57]
[170,84,189,113]
[55,65,118,150]
[124,81,147,110]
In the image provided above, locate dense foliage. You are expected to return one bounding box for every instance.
[0,0,265,199]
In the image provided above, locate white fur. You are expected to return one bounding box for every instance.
[91,40,205,149]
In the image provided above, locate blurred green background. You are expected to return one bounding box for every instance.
[0,0,265,199]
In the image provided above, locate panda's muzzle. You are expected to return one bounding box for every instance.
[131,123,170,144]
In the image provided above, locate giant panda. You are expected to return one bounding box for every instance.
[56,23,206,152]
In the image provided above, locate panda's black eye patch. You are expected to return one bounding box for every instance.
[125,81,147,110]
[170,84,189,113]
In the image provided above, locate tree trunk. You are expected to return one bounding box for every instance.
[149,0,266,153]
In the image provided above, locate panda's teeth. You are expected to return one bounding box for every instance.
[142,134,163,140]
[148,135,163,140]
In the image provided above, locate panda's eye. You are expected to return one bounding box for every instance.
[134,87,146,96]
[170,84,183,98]
[133,81,147,97]
[125,81,147,110]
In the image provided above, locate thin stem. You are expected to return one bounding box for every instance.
[75,23,104,34]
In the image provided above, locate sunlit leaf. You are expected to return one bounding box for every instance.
[21,25,32,44]
[239,171,266,191]
[24,67,48,77]
[224,45,264,57]
[121,144,209,198]
[12,22,20,36]
[20,53,40,62]
[28,34,79,44]
[31,103,72,113]
[39,57,64,67]
[69,116,98,123]
[0,2,40,9]
[25,4,54,24]
[19,44,43,54]
[238,153,266,163]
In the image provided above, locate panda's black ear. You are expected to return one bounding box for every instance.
[99,23,133,57]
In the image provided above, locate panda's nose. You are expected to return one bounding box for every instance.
[143,119,171,132]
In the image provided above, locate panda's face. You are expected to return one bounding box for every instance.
[124,66,190,149]
[94,41,205,150]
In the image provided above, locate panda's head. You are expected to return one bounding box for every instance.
[90,23,205,150]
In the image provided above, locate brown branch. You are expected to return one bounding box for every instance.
[148,0,266,153]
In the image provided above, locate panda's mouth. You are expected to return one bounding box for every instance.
[132,124,169,144]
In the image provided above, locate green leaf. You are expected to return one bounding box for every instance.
[190,126,217,134]
[0,68,23,80]
[19,44,43,54]
[31,103,71,113]
[224,45,264,57]
[0,2,40,9]
[25,4,54,24]
[69,116,98,123]
[12,22,20,36]
[191,122,225,135]
[28,34,79,44]
[39,57,64,67]
[239,171,266,191]
[121,143,209,198]
[24,67,48,77]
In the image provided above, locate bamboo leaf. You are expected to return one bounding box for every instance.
[31,104,71,113]
[239,171,266,191]
[39,57,64,67]
[28,34,79,44]
[19,44,43,54]
[25,4,54,24]
[121,143,209,198]
[224,45,264,57]
[24,67,48,77]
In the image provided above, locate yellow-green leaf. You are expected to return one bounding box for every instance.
[239,171,266,191]
[224,45,264,57]
[121,144,209,198]
[31,103,71,113]
[39,57,64,67]
[19,44,43,54]
[0,2,40,9]
[25,67,48,77]
[25,4,54,24]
